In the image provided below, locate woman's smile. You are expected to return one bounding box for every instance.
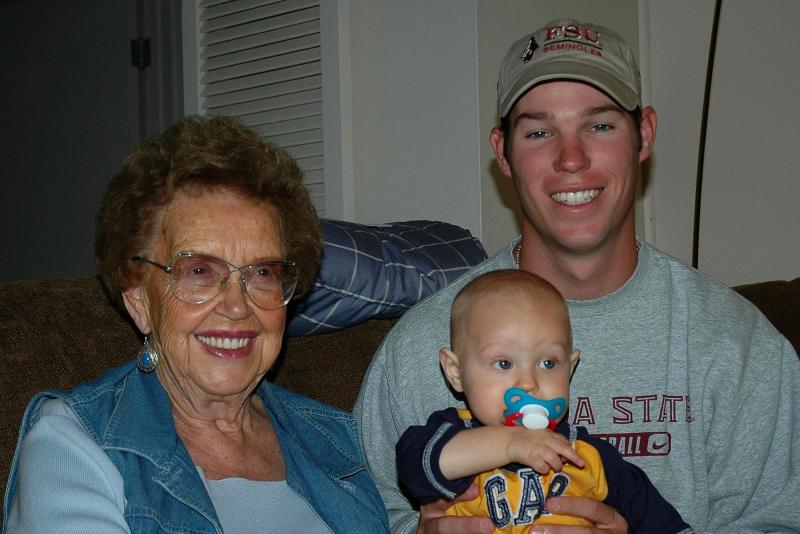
[196,332,257,359]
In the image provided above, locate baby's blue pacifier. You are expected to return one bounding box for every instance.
[502,387,567,430]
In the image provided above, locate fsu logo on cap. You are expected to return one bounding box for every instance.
[542,24,604,57]
[520,37,539,62]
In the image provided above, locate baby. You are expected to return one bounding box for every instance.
[396,269,690,532]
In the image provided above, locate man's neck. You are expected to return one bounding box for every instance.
[517,230,639,301]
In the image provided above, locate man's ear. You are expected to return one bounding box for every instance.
[569,349,581,377]
[122,286,152,335]
[489,127,512,177]
[439,347,464,392]
[638,106,657,163]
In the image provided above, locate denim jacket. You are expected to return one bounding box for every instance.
[4,361,389,533]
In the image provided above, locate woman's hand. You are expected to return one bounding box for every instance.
[530,496,628,533]
[417,484,494,534]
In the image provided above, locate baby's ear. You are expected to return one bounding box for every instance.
[569,349,581,376]
[439,347,464,392]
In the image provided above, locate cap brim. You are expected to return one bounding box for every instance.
[499,60,640,117]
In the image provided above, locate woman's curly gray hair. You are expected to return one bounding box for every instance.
[95,115,322,301]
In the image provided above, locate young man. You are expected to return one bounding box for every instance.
[355,18,800,533]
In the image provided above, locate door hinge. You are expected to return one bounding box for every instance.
[131,38,151,70]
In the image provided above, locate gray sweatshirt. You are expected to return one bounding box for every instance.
[355,239,800,533]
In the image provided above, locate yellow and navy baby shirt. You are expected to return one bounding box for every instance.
[396,407,690,533]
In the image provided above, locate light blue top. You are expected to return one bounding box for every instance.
[4,361,389,533]
[199,467,331,533]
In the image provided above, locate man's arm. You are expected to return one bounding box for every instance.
[356,334,489,533]
[354,261,501,533]
[355,339,425,534]
[704,331,800,531]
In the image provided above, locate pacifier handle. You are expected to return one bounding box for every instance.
[503,387,563,431]
[504,413,522,426]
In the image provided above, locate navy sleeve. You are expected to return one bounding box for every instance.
[579,429,692,533]
[395,408,476,503]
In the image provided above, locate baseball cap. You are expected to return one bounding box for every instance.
[497,18,641,118]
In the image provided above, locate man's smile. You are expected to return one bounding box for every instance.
[550,188,602,206]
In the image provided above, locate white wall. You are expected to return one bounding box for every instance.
[639,0,714,265]
[346,1,482,239]
[644,0,800,285]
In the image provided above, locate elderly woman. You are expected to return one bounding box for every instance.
[4,116,389,532]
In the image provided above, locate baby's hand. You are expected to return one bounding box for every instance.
[505,427,585,475]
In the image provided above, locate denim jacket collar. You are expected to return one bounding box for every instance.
[95,367,364,481]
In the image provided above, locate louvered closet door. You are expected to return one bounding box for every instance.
[197,0,325,214]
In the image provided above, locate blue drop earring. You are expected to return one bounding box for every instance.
[137,335,159,373]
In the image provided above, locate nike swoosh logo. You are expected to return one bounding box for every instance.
[647,434,670,454]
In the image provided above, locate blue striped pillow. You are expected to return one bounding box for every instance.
[286,220,487,335]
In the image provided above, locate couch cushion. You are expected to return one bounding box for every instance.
[0,276,140,519]
[734,276,800,353]
[273,318,397,411]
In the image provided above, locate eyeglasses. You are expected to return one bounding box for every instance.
[131,252,298,310]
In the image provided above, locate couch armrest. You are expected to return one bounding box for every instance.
[734,277,800,354]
